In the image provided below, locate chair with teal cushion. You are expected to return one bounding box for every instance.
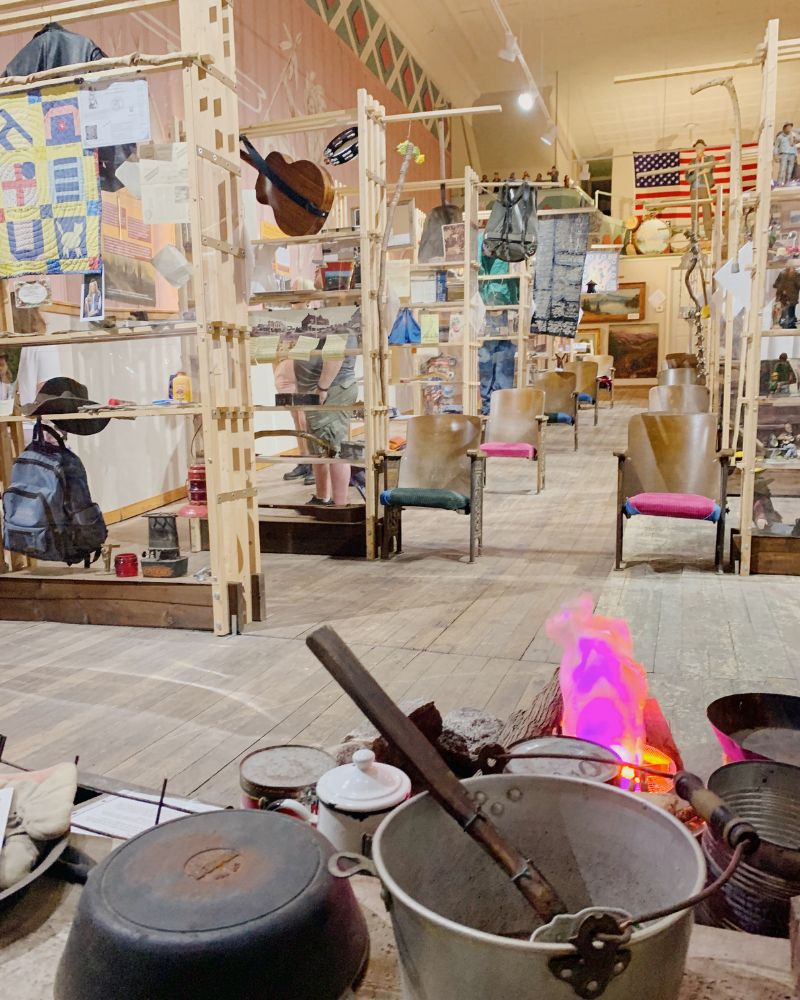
[530,370,579,450]
[377,414,485,562]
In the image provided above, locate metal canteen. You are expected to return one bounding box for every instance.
[55,810,369,1000]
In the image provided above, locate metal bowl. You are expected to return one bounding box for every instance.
[707,692,800,765]
[55,810,369,1000]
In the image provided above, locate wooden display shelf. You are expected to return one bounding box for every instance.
[259,503,368,557]
[254,403,364,412]
[0,322,196,350]
[0,577,217,630]
[730,529,800,574]
[407,302,464,311]
[260,454,366,467]
[0,405,202,423]
[251,228,362,247]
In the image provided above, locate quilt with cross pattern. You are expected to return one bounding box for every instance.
[0,83,101,278]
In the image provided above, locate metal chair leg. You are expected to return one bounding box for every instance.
[715,511,726,573]
[615,508,624,570]
[594,398,598,426]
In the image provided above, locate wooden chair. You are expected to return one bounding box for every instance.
[657,367,699,387]
[583,353,615,407]
[376,414,485,562]
[481,388,547,493]
[565,359,600,426]
[530,370,578,451]
[615,413,731,572]
[648,385,710,413]
[665,352,698,369]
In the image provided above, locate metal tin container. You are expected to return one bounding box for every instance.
[114,553,138,578]
[239,745,334,810]
[55,810,369,1000]
[504,735,620,784]
[372,774,705,1000]
[697,760,800,937]
[707,692,800,765]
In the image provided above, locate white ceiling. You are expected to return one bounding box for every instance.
[369,0,800,170]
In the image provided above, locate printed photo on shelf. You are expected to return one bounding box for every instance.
[756,397,800,462]
[580,282,646,324]
[12,277,51,308]
[484,311,511,339]
[442,222,466,262]
[759,358,800,398]
[251,305,361,363]
[80,270,105,322]
[0,346,21,417]
[608,323,658,379]
[387,200,416,249]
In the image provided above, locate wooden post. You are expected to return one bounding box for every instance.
[179,0,261,631]
[739,19,779,576]
[462,167,479,416]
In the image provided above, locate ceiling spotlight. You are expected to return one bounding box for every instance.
[541,125,557,146]
[518,91,535,112]
[498,31,519,62]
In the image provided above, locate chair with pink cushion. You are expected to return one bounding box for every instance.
[583,354,615,407]
[615,412,732,571]
[481,388,547,493]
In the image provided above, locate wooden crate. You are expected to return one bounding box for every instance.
[730,530,800,575]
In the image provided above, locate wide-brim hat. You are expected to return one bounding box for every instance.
[22,376,110,436]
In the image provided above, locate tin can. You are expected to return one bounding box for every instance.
[239,745,335,810]
[114,553,138,578]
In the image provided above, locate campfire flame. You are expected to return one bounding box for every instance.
[548,596,649,775]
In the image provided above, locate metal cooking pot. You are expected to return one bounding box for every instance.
[366,774,705,999]
[55,810,369,1000]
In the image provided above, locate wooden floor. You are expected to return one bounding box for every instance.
[2,392,800,802]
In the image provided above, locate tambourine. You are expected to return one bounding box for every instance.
[324,126,358,166]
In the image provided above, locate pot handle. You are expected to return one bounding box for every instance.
[674,771,760,854]
[328,851,377,879]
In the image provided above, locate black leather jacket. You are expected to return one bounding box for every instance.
[3,23,135,192]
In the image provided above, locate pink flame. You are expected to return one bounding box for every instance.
[547,595,648,767]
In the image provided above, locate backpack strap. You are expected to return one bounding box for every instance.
[35,418,67,449]
[84,548,103,569]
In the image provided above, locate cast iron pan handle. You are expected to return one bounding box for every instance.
[674,771,760,854]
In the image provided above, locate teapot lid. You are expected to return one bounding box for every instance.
[316,750,411,813]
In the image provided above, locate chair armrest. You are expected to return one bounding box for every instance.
[535,415,548,424]
[467,449,485,462]
[613,450,628,462]
[716,449,734,460]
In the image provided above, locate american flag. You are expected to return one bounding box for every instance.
[633,144,758,221]
[101,194,153,260]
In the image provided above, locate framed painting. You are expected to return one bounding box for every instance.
[580,282,646,324]
[608,323,659,379]
[575,328,600,354]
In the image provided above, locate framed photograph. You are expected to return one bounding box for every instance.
[608,323,659,379]
[575,328,600,354]
[580,282,646,324]
[13,278,51,309]
[80,270,105,321]
[442,222,466,262]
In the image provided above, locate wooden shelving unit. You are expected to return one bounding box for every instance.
[0,0,262,635]
[246,90,389,560]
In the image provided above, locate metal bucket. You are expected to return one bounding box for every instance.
[371,774,705,1000]
[697,760,800,937]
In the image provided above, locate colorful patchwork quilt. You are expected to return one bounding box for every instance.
[0,84,101,278]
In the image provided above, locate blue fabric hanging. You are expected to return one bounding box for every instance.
[388,307,421,344]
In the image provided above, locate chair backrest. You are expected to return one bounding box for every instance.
[657,367,699,386]
[530,370,576,414]
[583,354,613,378]
[565,360,599,397]
[484,388,545,447]
[648,384,710,413]
[623,413,722,501]
[665,352,698,369]
[399,414,482,495]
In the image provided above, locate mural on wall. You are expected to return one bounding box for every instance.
[304,0,444,124]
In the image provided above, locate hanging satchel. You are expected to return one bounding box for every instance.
[484,181,537,263]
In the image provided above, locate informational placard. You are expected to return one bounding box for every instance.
[251,335,279,362]
[322,334,347,359]
[140,144,190,224]
[78,80,151,148]
[289,335,318,360]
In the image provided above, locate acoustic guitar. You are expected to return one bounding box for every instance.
[240,136,334,237]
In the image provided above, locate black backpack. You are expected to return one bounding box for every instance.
[2,420,107,567]
[484,181,537,262]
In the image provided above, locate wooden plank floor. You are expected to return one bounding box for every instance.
[2,393,800,803]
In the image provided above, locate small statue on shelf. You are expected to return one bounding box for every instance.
[777,422,798,459]
[774,122,799,187]
[753,472,782,530]
[770,352,797,393]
